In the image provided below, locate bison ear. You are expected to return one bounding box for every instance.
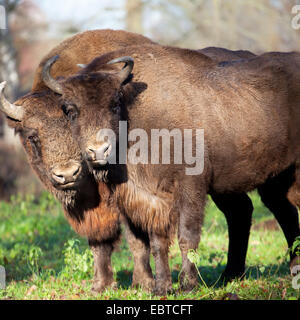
[107,56,134,85]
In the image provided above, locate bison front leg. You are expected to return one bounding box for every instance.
[177,186,206,292]
[122,216,154,291]
[149,232,172,296]
[178,216,201,291]
[88,238,118,293]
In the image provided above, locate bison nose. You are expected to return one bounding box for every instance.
[51,161,82,186]
[86,142,112,166]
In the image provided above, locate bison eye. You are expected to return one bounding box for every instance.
[28,135,38,143]
[27,133,40,158]
[26,130,39,144]
[62,104,78,121]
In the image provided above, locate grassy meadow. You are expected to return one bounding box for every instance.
[0,191,299,300]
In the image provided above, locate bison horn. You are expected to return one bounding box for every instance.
[107,56,134,84]
[42,55,63,94]
[0,81,24,121]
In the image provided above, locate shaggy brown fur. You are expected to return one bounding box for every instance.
[199,47,256,62]
[32,29,156,92]
[116,178,176,237]
[54,44,300,294]
[64,182,120,241]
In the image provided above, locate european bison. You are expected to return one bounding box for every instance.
[42,44,300,294]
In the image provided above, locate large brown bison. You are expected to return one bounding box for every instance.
[0,27,264,293]
[40,44,300,294]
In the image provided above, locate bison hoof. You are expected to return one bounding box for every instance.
[290,256,300,276]
[220,270,245,284]
[179,271,198,292]
[180,281,198,292]
[152,281,173,296]
[132,278,155,291]
[91,281,117,294]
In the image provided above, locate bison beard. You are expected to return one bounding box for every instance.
[64,182,120,241]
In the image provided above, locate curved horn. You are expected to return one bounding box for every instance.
[0,82,24,121]
[107,56,134,83]
[42,55,63,94]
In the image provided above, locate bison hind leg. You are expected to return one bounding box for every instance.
[122,216,155,291]
[211,192,253,282]
[259,165,300,275]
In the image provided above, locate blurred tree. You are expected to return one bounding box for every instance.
[10,0,49,91]
[0,0,20,101]
[126,0,143,34]
[149,0,300,51]
[0,0,43,194]
[0,0,20,145]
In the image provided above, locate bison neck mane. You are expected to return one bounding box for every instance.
[60,177,120,242]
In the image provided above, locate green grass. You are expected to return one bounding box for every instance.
[0,191,299,300]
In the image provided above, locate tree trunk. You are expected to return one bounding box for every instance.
[126,0,143,34]
[0,0,21,146]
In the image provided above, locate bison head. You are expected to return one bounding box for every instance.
[0,81,93,206]
[42,55,134,183]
